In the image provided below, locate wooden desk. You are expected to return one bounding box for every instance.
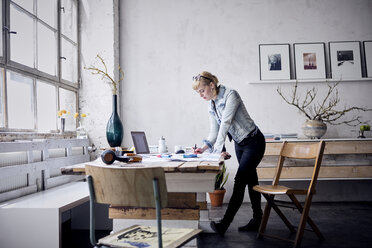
[62,157,223,233]
[259,138,372,180]
[62,158,222,192]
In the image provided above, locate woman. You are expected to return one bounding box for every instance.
[192,71,266,236]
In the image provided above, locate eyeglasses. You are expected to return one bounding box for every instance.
[193,74,212,81]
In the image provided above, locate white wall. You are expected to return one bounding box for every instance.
[118,0,372,202]
[120,0,372,145]
[80,0,120,154]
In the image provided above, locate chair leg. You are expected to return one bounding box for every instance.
[257,194,273,239]
[153,178,163,248]
[87,175,99,247]
[263,194,296,233]
[289,194,324,242]
[289,194,323,248]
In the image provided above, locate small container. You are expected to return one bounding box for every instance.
[158,136,167,153]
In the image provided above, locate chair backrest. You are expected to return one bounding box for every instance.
[273,141,326,192]
[85,165,168,208]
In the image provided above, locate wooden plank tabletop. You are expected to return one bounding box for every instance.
[61,156,223,175]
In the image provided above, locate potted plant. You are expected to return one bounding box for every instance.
[277,81,372,139]
[208,163,229,207]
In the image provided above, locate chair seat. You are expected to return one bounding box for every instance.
[253,185,308,195]
[98,225,202,248]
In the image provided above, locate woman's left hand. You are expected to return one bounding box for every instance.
[221,152,231,160]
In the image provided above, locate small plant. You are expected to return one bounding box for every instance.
[215,163,229,190]
[74,112,87,119]
[277,81,372,126]
[57,109,69,118]
[84,54,124,95]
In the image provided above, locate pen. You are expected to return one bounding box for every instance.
[194,144,197,154]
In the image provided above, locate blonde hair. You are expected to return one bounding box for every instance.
[192,71,219,96]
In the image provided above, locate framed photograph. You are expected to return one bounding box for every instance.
[259,44,291,80]
[364,41,372,78]
[329,41,362,79]
[294,43,326,80]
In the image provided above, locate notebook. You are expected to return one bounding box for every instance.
[131,131,150,154]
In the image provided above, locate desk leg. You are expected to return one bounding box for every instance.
[197,193,215,233]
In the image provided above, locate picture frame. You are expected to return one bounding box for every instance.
[294,43,326,80]
[259,44,291,80]
[363,41,372,78]
[329,41,362,79]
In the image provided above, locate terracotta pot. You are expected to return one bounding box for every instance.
[302,120,327,139]
[208,189,226,207]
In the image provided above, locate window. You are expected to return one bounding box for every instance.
[10,3,35,68]
[59,88,77,131]
[0,2,3,59]
[7,71,34,130]
[0,0,79,133]
[37,81,57,132]
[0,69,4,128]
[61,0,78,83]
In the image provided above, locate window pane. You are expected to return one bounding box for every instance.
[37,0,57,28]
[37,81,56,132]
[59,88,76,131]
[12,0,33,13]
[7,71,34,129]
[37,22,57,76]
[61,0,77,42]
[0,3,3,58]
[0,68,4,127]
[10,4,35,68]
[61,38,77,83]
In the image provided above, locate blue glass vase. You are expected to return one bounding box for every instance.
[106,95,123,147]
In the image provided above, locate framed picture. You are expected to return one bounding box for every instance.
[364,41,372,78]
[294,43,326,80]
[329,41,362,79]
[259,44,290,80]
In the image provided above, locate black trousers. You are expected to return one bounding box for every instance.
[222,128,266,224]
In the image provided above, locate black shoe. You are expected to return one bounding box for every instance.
[210,221,228,236]
[238,217,262,232]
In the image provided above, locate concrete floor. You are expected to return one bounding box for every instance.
[199,202,372,248]
[66,202,372,248]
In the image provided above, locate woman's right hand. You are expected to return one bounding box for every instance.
[194,147,204,154]
[193,145,208,154]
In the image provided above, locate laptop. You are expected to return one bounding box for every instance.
[131,131,150,154]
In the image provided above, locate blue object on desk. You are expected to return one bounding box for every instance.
[183,154,197,158]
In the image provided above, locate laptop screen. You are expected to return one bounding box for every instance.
[131,131,150,154]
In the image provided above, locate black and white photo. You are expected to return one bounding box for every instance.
[259,44,290,80]
[329,41,362,79]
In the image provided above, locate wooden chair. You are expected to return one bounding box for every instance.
[253,140,326,248]
[86,165,202,248]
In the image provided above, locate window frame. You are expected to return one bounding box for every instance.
[0,0,80,134]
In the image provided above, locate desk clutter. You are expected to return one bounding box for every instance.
[264,133,298,141]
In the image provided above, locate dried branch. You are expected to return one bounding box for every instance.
[84,55,124,95]
[277,81,372,126]
[277,84,313,120]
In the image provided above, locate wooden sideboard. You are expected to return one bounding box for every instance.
[258,138,372,180]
